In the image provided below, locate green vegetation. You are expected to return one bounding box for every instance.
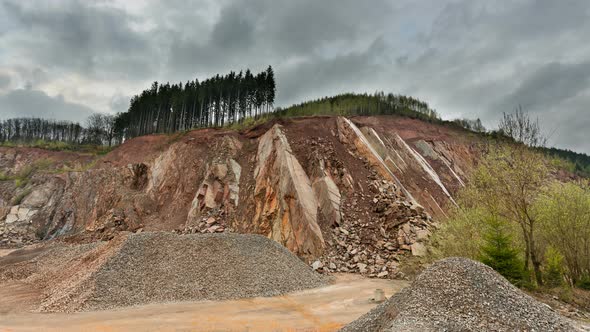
[0,139,113,155]
[115,66,276,139]
[275,92,440,121]
[432,144,590,292]
[540,147,590,177]
[0,158,56,188]
[479,217,526,286]
[535,182,590,285]
[53,159,97,173]
[577,276,590,290]
[544,247,565,288]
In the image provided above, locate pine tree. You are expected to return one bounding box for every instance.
[479,218,526,286]
[265,65,276,113]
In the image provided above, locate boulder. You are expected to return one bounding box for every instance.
[411,242,427,256]
[5,213,18,224]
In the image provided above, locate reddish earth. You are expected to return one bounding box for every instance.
[0,115,479,265]
[0,274,409,332]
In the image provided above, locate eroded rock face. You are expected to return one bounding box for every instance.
[186,159,241,225]
[337,116,463,219]
[337,117,416,203]
[0,116,480,272]
[252,124,325,259]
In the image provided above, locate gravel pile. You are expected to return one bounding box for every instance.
[53,232,328,311]
[342,257,577,332]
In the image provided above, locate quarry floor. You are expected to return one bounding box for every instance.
[0,273,408,332]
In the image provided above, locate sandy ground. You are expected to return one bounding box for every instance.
[0,274,408,332]
[0,249,17,257]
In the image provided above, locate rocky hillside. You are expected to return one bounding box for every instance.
[0,115,479,277]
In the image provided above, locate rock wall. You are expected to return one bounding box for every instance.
[0,116,478,269]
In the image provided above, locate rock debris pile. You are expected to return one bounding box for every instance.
[315,178,434,278]
[342,257,578,332]
[177,213,228,234]
[0,205,38,246]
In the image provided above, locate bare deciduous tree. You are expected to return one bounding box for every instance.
[498,106,547,147]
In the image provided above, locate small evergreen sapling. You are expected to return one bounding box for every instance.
[479,218,526,286]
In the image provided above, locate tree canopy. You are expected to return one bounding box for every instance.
[113,66,276,139]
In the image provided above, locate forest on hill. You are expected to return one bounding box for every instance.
[275,92,440,121]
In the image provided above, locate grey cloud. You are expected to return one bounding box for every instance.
[0,0,589,153]
[2,0,155,80]
[210,5,255,51]
[0,89,95,123]
[493,62,590,113]
[264,0,392,55]
[278,38,386,105]
[0,74,10,88]
[109,94,131,114]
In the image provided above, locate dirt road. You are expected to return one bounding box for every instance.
[0,274,408,332]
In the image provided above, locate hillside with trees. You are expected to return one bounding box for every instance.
[114,66,276,139]
[0,68,588,176]
[276,92,440,121]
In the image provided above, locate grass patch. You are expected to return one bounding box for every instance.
[0,139,114,155]
[0,158,57,187]
[53,158,98,173]
[226,115,275,131]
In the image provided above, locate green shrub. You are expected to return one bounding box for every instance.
[536,182,590,285]
[544,247,564,288]
[576,275,590,290]
[15,178,28,188]
[16,165,34,179]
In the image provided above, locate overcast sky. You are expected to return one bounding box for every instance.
[0,0,588,153]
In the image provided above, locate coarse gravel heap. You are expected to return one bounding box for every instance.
[342,257,577,332]
[83,232,329,311]
[27,232,328,312]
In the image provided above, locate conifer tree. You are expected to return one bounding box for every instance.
[479,218,526,286]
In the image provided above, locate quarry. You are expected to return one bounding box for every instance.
[1,115,588,331]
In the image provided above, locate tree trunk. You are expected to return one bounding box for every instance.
[528,223,543,285]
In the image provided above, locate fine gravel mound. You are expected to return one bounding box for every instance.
[50,232,328,312]
[342,257,577,332]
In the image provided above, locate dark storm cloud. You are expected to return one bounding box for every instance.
[0,89,95,123]
[0,0,589,153]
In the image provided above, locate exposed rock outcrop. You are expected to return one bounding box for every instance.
[337,116,464,218]
[312,161,342,227]
[252,124,325,259]
[0,116,480,270]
